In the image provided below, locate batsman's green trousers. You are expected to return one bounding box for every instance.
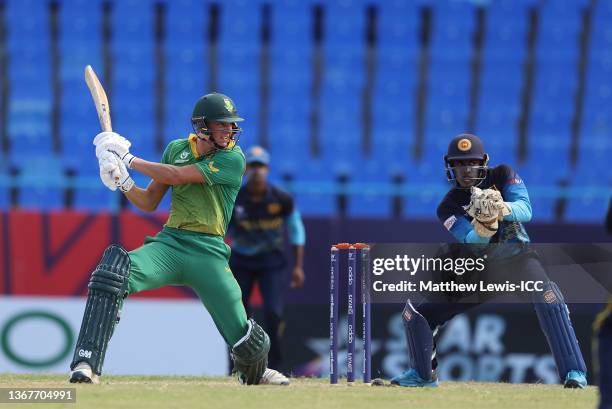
[126,227,248,345]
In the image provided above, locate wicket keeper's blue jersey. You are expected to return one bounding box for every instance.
[437,164,532,245]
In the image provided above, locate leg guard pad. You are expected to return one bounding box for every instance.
[402,301,434,380]
[70,245,131,375]
[231,318,270,385]
[533,281,586,378]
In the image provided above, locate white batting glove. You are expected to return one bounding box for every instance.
[112,156,135,193]
[94,131,136,168]
[98,150,134,193]
[98,151,120,191]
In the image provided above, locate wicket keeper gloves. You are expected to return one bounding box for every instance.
[93,131,136,168]
[464,186,512,238]
[97,151,134,193]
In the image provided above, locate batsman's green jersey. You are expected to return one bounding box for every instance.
[126,135,248,346]
[162,135,244,235]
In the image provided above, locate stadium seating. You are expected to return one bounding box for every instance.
[1,0,609,223]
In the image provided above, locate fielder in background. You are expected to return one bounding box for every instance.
[69,92,288,386]
[227,146,306,370]
[595,199,612,409]
[391,133,587,388]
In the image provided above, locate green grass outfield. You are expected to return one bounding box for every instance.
[0,374,599,409]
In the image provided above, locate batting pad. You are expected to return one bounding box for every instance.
[402,301,434,380]
[232,318,270,385]
[533,281,587,378]
[71,245,131,375]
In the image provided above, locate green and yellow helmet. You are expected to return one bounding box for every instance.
[191,92,244,149]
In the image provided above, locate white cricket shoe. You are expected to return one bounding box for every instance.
[69,362,100,384]
[259,368,290,385]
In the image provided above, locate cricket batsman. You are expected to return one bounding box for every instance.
[390,133,587,388]
[69,92,288,385]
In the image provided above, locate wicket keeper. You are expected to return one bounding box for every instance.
[392,133,587,388]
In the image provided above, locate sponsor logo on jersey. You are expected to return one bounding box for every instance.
[443,215,457,230]
[175,150,190,164]
[267,203,281,215]
[458,138,472,151]
[507,177,523,185]
[208,161,220,172]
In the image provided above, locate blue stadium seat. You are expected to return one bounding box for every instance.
[590,22,612,53]
[480,58,524,91]
[594,0,612,19]
[565,148,611,222]
[539,1,585,24]
[271,0,312,46]
[377,0,418,55]
[73,182,121,212]
[166,0,207,44]
[370,127,415,175]
[218,0,261,51]
[478,87,522,118]
[581,111,612,144]
[61,49,103,83]
[402,161,447,219]
[323,1,366,49]
[376,53,418,88]
[528,112,572,151]
[518,153,569,186]
[293,191,336,217]
[165,72,206,108]
[60,0,102,48]
[266,104,310,160]
[347,159,393,218]
[430,2,475,58]
[6,0,49,52]
[16,156,65,210]
[424,109,468,152]
[324,48,365,88]
[564,186,610,223]
[513,159,561,222]
[428,81,470,113]
[113,49,156,84]
[217,49,259,91]
[292,160,336,216]
[270,63,311,92]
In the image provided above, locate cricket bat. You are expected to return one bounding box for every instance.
[84,65,112,132]
[85,65,122,183]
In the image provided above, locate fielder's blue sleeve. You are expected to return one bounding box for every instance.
[448,216,491,244]
[502,180,532,223]
[286,210,305,245]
